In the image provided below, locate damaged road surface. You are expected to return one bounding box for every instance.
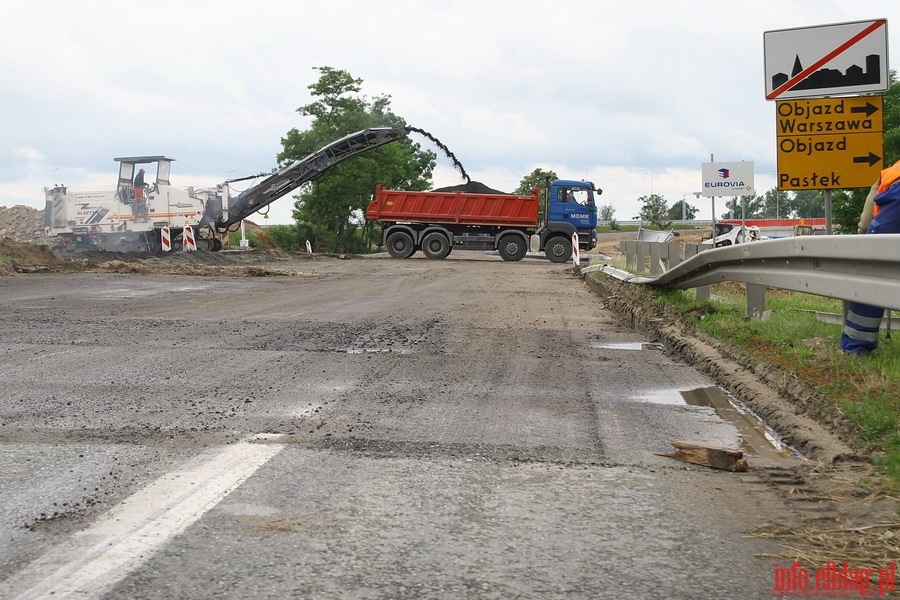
[0,253,836,598]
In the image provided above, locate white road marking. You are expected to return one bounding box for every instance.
[4,435,285,600]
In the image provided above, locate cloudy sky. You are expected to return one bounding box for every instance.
[1,1,896,224]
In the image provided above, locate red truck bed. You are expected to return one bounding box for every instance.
[366,185,538,227]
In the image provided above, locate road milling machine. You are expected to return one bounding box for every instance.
[43,128,408,252]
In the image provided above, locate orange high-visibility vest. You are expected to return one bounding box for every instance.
[873,161,900,216]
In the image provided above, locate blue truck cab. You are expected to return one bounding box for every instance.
[539,179,600,262]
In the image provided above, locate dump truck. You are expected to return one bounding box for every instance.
[365,180,599,262]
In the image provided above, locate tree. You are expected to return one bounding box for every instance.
[637,194,671,229]
[666,199,697,221]
[514,168,558,195]
[830,189,862,234]
[599,204,616,221]
[721,194,765,219]
[792,190,826,218]
[758,188,791,218]
[278,67,436,252]
[515,168,558,219]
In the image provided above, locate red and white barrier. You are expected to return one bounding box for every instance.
[161,227,172,252]
[572,232,580,266]
[183,226,197,252]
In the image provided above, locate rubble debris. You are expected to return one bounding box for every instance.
[657,440,749,471]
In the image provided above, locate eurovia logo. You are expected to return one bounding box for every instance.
[706,167,749,191]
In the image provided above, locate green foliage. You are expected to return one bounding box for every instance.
[883,70,900,166]
[599,204,616,222]
[666,200,697,221]
[637,194,671,229]
[721,194,766,219]
[514,168,558,195]
[791,190,826,218]
[842,394,900,479]
[228,229,260,248]
[516,168,558,218]
[263,224,304,252]
[278,66,436,253]
[759,189,791,218]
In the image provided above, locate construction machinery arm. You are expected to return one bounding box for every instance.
[212,127,408,231]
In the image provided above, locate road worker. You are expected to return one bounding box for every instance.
[133,168,146,202]
[840,159,900,354]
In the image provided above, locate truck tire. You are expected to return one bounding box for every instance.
[545,235,572,263]
[421,231,451,259]
[498,234,527,261]
[386,230,416,259]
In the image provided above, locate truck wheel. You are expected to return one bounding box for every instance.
[386,230,415,259]
[421,231,451,259]
[545,236,572,263]
[498,235,527,261]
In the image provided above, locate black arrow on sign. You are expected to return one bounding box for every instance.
[853,152,882,166]
[850,102,880,117]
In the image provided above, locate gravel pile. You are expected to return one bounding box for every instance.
[0,205,45,244]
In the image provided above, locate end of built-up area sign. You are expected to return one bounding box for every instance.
[764,19,889,100]
[764,19,888,190]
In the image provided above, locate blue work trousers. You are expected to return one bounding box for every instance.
[840,200,900,354]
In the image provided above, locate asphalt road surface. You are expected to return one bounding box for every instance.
[0,252,806,598]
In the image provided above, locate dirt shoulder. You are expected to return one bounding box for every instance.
[578,258,898,570]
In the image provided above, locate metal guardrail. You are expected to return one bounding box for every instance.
[583,234,900,311]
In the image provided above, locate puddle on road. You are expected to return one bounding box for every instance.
[634,386,797,460]
[591,341,664,351]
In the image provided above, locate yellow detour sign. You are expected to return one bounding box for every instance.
[776,96,883,190]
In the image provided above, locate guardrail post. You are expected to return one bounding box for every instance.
[746,284,767,319]
[667,244,683,269]
[683,244,710,300]
[636,242,651,273]
[650,243,663,275]
[622,241,635,271]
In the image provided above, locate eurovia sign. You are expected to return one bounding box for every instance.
[764,19,889,100]
[700,162,755,197]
